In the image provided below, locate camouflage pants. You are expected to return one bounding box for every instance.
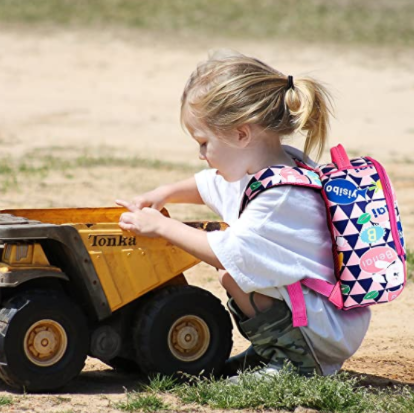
[228,296,322,376]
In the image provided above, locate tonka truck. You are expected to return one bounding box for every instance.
[0,208,233,392]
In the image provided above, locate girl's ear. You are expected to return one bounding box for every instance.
[235,124,252,148]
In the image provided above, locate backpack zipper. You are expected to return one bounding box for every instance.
[367,157,404,256]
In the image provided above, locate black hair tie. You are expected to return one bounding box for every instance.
[287,75,294,90]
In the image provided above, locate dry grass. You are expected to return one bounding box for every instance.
[0,0,413,46]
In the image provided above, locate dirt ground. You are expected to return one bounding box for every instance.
[0,29,413,412]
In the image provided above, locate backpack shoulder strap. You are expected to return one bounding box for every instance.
[239,161,322,216]
[239,160,336,328]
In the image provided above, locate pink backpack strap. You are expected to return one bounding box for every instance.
[302,278,336,297]
[239,163,322,215]
[240,161,337,328]
[330,144,352,169]
[286,282,308,327]
[288,279,341,327]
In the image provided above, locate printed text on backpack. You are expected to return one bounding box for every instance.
[240,144,406,327]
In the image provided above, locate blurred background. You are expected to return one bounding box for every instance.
[1,0,413,45]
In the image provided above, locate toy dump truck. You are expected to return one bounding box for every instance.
[0,208,233,392]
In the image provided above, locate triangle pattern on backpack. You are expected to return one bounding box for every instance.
[333,220,349,234]
[344,296,359,308]
[350,203,365,219]
[340,267,357,281]
[350,282,366,295]
[333,206,349,222]
[239,145,406,328]
[259,168,275,180]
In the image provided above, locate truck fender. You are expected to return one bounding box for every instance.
[0,270,69,288]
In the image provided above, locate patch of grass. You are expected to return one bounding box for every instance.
[175,369,372,411]
[115,392,169,412]
[129,367,414,413]
[387,387,414,413]
[0,159,18,192]
[0,0,413,47]
[0,151,199,193]
[407,249,414,281]
[0,395,13,406]
[54,396,72,404]
[72,154,195,173]
[0,160,13,175]
[144,374,178,393]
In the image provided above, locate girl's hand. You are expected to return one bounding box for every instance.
[116,186,169,212]
[118,207,166,238]
[119,197,223,269]
[116,178,203,213]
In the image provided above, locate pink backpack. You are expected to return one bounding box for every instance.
[240,144,406,327]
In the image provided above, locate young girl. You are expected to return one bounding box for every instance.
[116,52,371,380]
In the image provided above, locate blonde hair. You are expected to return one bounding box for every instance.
[181,52,333,160]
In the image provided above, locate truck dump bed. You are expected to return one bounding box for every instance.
[0,208,224,315]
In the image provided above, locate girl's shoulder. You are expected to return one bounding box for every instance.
[246,185,323,214]
[282,144,319,168]
[240,185,326,234]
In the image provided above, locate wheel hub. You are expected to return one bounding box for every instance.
[168,315,210,362]
[24,320,68,367]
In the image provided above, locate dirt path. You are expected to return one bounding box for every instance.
[0,28,413,411]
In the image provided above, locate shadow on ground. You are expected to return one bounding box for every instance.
[0,367,148,395]
[344,369,414,390]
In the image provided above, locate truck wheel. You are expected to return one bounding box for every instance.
[133,285,233,377]
[0,294,89,392]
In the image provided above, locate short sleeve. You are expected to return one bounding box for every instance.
[207,186,335,293]
[194,169,224,217]
[195,169,248,222]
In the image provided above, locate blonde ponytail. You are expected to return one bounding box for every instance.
[285,77,333,160]
[181,52,333,161]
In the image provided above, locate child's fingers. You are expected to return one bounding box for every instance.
[134,198,164,210]
[131,196,150,210]
[118,221,135,231]
[118,213,137,230]
[116,199,129,207]
[119,211,136,223]
[116,199,139,212]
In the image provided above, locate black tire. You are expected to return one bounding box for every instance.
[133,285,233,377]
[0,293,89,392]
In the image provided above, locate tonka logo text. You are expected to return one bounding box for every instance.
[89,234,137,247]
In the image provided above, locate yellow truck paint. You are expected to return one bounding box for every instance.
[1,207,200,310]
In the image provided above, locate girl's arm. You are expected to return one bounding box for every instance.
[118,207,224,270]
[157,216,223,269]
[116,177,204,211]
[163,176,204,205]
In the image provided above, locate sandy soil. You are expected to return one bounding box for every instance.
[0,28,413,412]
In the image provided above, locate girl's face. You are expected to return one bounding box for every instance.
[184,114,250,182]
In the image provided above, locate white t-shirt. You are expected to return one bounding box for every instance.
[194,146,371,375]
